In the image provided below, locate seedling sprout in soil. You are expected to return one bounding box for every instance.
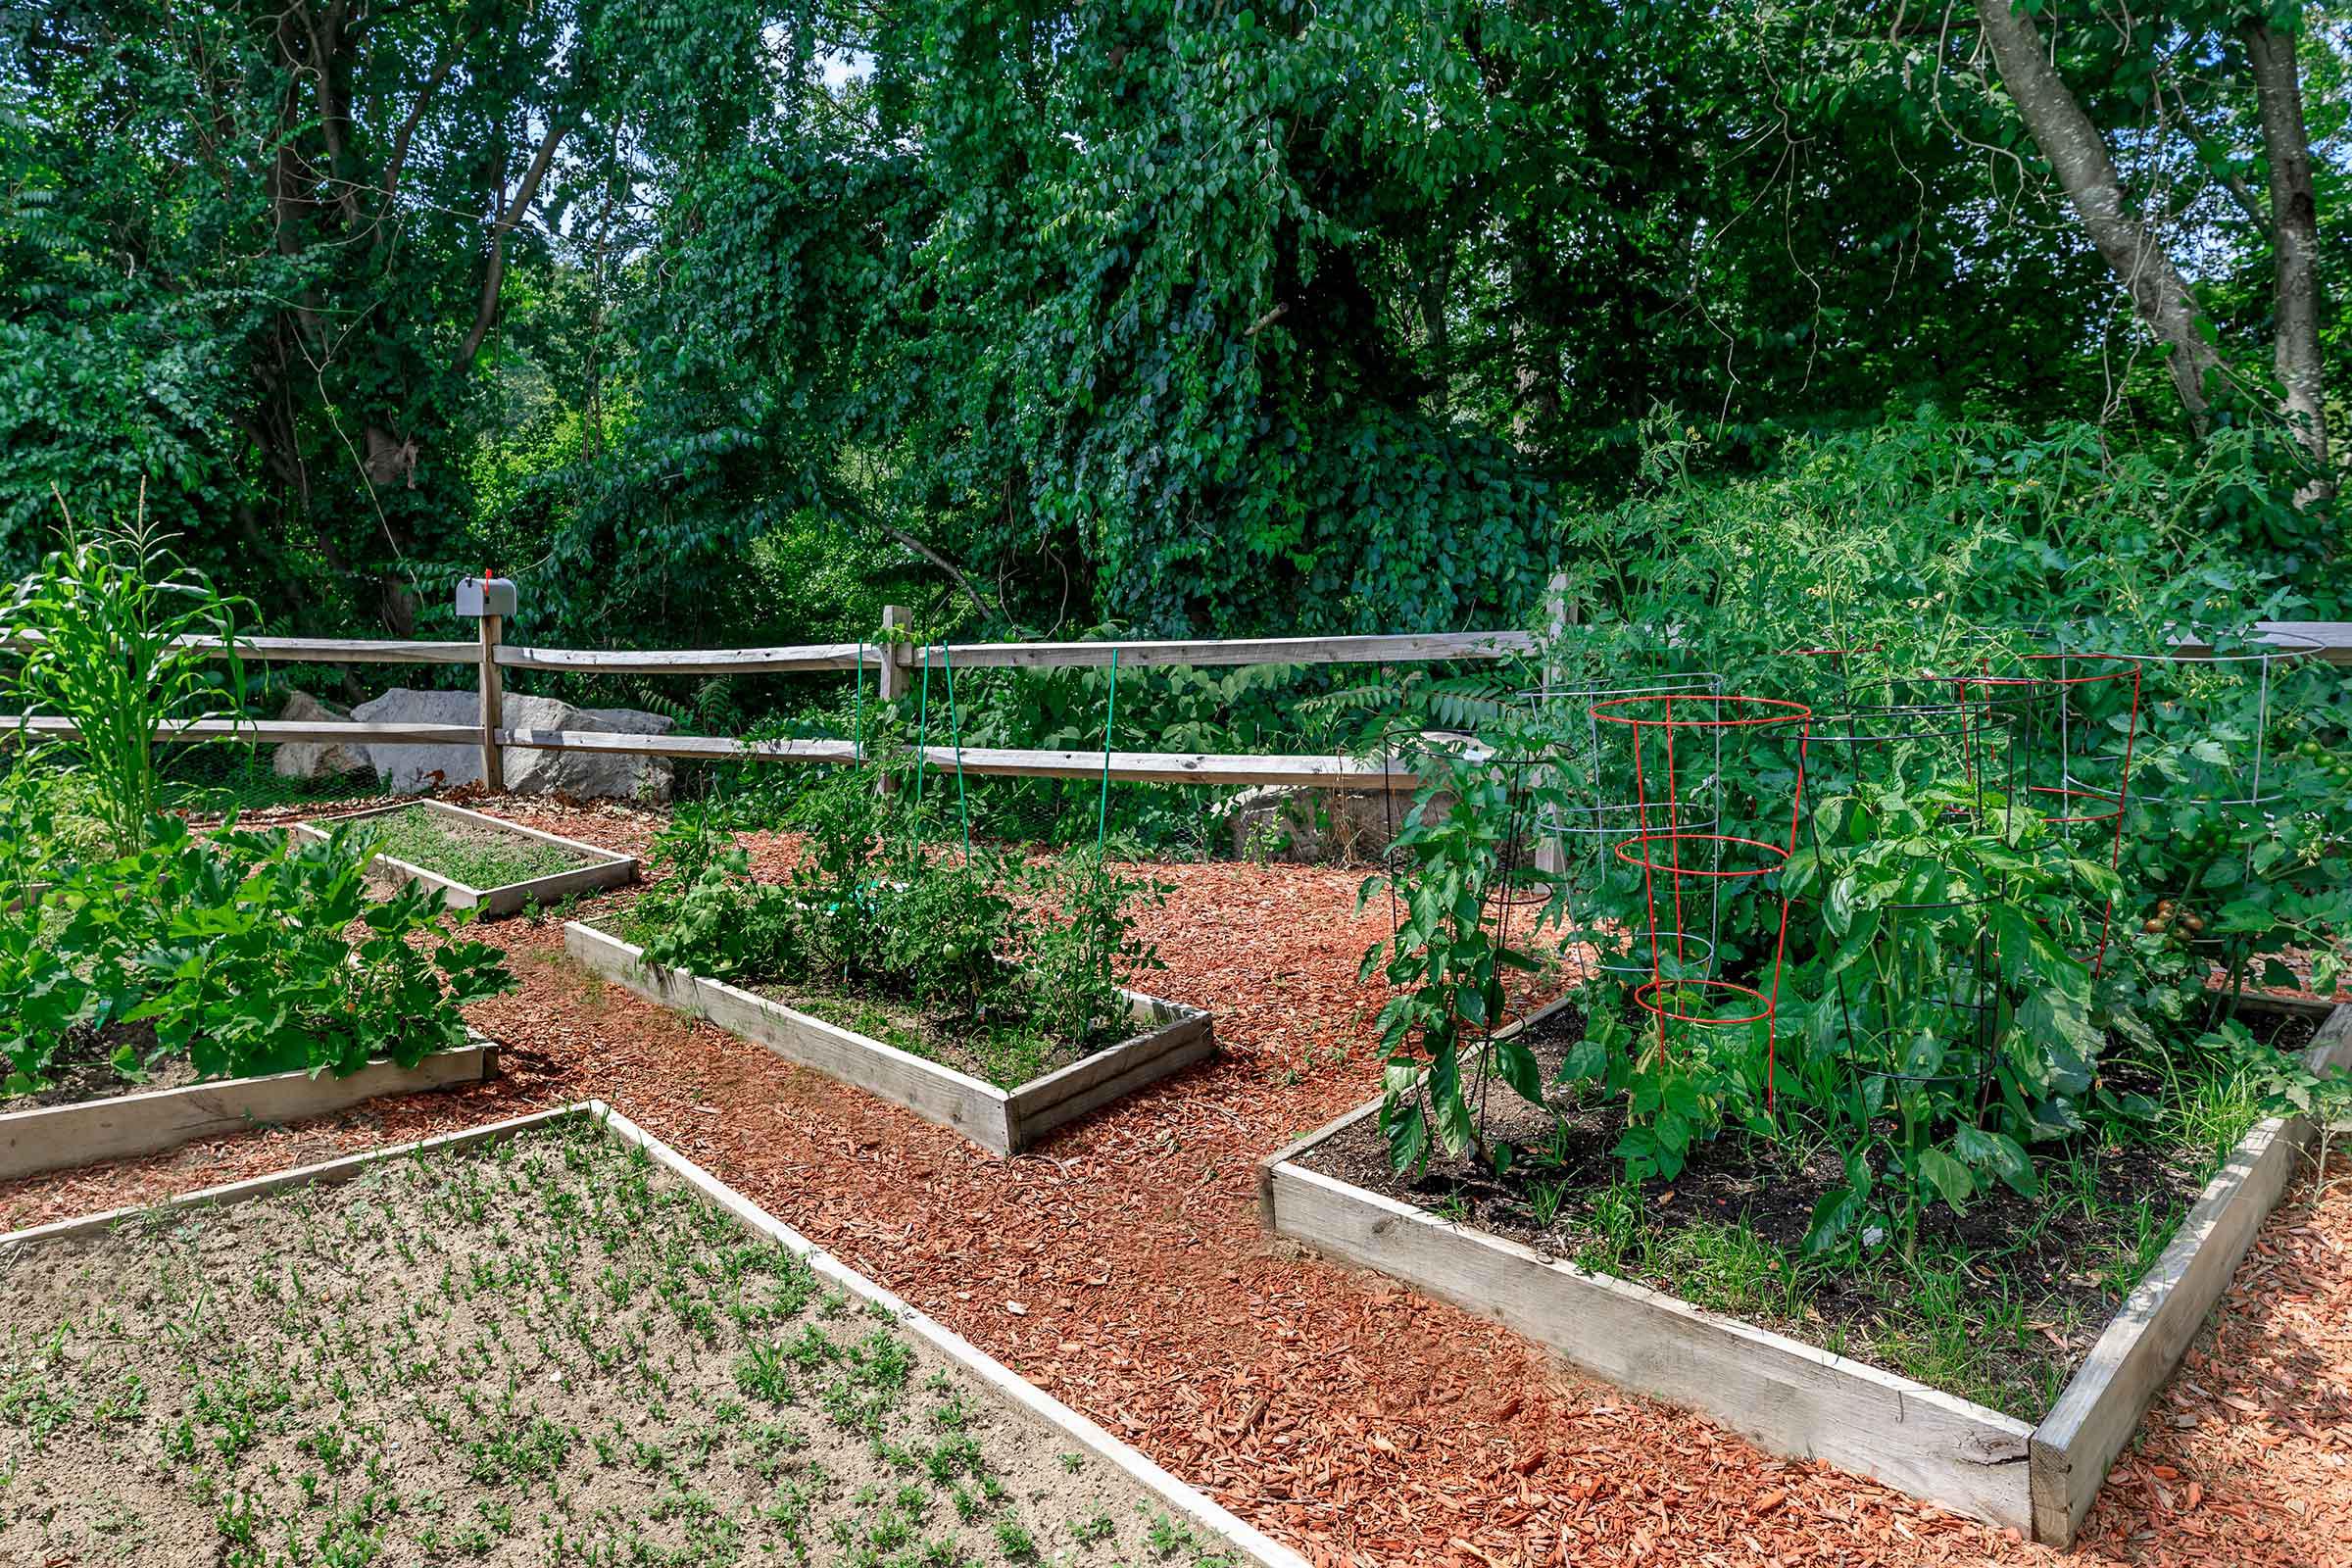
[359,803,597,890]
[0,1122,1243,1567]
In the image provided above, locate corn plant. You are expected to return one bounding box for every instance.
[3,500,249,856]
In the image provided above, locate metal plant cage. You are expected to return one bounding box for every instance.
[1929,652,2145,976]
[1521,671,1729,986]
[2086,631,2330,1004]
[1589,693,1814,1102]
[1795,678,2033,1090]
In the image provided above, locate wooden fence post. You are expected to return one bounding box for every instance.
[478,612,506,792]
[1534,570,1571,877]
[876,605,907,791]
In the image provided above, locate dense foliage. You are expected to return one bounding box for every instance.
[6,3,2343,653]
[621,753,1166,1086]
[0,514,514,1096]
[1356,407,2352,1261]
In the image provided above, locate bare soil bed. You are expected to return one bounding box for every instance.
[0,1120,1246,1568]
[1301,1004,2270,1421]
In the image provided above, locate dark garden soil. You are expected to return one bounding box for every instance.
[1300,1006,2221,1420]
[11,794,2352,1567]
[9,1023,199,1110]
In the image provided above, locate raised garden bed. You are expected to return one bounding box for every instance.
[0,1102,1302,1568]
[0,1034,497,1183]
[564,920,1214,1156]
[1255,995,2352,1545]
[295,798,636,916]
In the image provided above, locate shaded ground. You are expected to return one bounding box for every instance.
[10,796,2350,1568]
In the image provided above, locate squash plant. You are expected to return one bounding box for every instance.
[1,813,514,1093]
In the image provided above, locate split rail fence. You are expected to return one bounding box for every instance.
[6,616,2348,795]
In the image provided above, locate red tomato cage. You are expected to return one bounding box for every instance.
[1590,694,1814,1107]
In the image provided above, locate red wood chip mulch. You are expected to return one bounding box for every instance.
[15,800,2352,1568]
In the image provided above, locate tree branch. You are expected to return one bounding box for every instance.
[1974,0,2221,427]
[383,29,471,211]
[2243,18,2332,498]
[451,104,579,374]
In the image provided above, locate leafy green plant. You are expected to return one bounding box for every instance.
[3,504,249,857]
[1358,728,1559,1177]
[1016,849,1167,1052]
[1773,785,2127,1261]
[0,816,514,1094]
[625,757,1164,1083]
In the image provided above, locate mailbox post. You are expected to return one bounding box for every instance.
[455,576,518,792]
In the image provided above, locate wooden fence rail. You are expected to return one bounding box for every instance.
[7,614,2350,797]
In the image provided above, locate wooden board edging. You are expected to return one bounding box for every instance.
[1254,986,1580,1231]
[0,1037,497,1185]
[563,922,1211,1155]
[1266,1161,2034,1529]
[298,799,637,917]
[1260,1001,2352,1543]
[0,1102,1303,1568]
[2027,1001,2352,1545]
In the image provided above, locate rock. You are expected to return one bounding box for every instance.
[1224,732,1486,865]
[1228,786,1453,865]
[271,690,373,780]
[348,687,678,802]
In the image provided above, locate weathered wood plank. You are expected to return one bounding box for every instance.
[500,730,1423,788]
[2162,621,2352,665]
[1006,997,1207,1109]
[6,716,484,747]
[0,1040,495,1184]
[1006,1011,1214,1147]
[498,729,860,762]
[496,642,874,674]
[2029,1003,2352,1545]
[1,632,476,664]
[0,1104,566,1251]
[563,922,1015,1153]
[1267,1162,2035,1531]
[928,631,1538,669]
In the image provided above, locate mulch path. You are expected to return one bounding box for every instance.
[12,798,2352,1568]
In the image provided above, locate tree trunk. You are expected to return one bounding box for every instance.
[2244,19,2332,500]
[1974,0,2222,428]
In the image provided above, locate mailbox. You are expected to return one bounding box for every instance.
[455,576,518,618]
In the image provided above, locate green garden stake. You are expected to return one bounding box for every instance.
[1097,648,1119,851]
[911,644,933,857]
[942,640,971,857]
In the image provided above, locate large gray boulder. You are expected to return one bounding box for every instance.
[271,690,374,780]
[1224,732,1487,865]
[349,687,677,802]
